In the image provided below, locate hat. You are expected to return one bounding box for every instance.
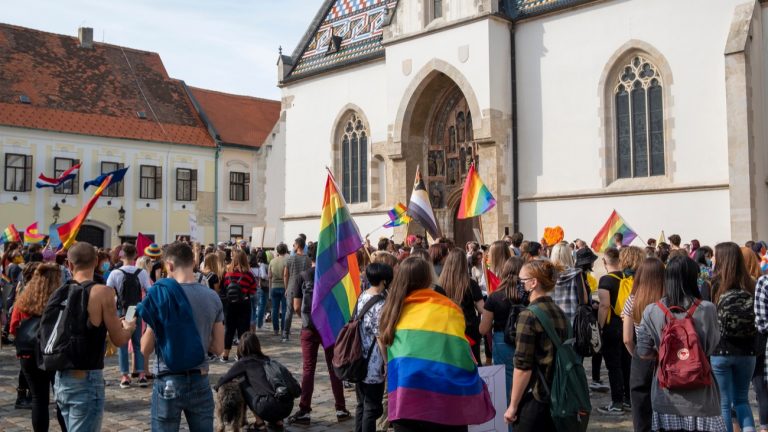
[144,243,162,258]
[574,248,598,268]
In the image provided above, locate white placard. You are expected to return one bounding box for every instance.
[469,365,507,432]
[188,214,199,242]
[263,227,277,249]
[251,226,265,248]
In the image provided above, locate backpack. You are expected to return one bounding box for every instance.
[197,271,214,289]
[607,273,633,323]
[656,299,713,390]
[118,268,143,313]
[263,358,301,401]
[38,280,97,371]
[716,289,756,341]
[332,294,385,382]
[572,275,601,357]
[225,276,245,303]
[503,303,527,346]
[528,305,591,432]
[15,316,41,358]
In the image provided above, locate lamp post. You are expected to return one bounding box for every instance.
[52,202,60,224]
[116,205,126,234]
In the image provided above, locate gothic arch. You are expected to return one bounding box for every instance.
[598,40,676,186]
[331,104,371,204]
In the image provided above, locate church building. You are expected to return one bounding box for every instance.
[277,0,768,246]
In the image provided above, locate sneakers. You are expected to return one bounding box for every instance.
[281,337,289,343]
[207,354,219,362]
[220,357,232,363]
[120,378,131,389]
[138,377,148,388]
[589,380,609,392]
[598,402,624,415]
[287,410,311,425]
[336,409,351,422]
[623,400,632,410]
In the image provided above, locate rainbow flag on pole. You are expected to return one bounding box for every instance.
[312,172,364,348]
[387,289,494,425]
[0,224,22,244]
[24,222,46,245]
[383,203,412,228]
[457,163,496,219]
[57,175,111,249]
[591,210,638,252]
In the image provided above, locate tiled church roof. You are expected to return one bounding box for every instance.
[282,0,398,82]
[0,23,215,147]
[505,0,603,19]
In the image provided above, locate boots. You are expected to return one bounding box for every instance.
[14,387,32,410]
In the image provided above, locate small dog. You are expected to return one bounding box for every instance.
[215,381,247,432]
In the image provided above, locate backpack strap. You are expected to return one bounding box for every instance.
[607,273,623,281]
[685,299,701,319]
[353,293,385,321]
[132,268,142,277]
[527,304,564,349]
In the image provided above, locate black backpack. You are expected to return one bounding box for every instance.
[118,268,143,313]
[15,316,41,358]
[504,303,527,346]
[263,358,301,401]
[225,277,245,303]
[38,280,96,371]
[572,277,601,357]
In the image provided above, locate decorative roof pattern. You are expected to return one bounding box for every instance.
[506,0,599,19]
[0,23,215,147]
[286,0,397,80]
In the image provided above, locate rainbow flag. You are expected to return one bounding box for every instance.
[312,173,364,348]
[48,224,63,250]
[591,210,638,252]
[457,163,496,219]
[57,175,111,249]
[383,203,412,228]
[24,222,46,245]
[387,289,494,425]
[0,224,22,244]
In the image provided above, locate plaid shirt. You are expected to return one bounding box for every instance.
[513,296,569,402]
[755,275,768,381]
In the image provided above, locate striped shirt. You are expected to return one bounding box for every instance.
[222,271,258,296]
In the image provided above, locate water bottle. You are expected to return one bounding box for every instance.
[162,379,177,400]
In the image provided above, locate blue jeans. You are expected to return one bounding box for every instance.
[250,294,259,326]
[151,374,214,432]
[711,355,756,432]
[271,287,287,333]
[55,369,105,432]
[492,331,514,429]
[118,317,144,375]
[254,289,268,328]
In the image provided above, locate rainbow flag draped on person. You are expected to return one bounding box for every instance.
[388,288,494,425]
[0,224,22,244]
[312,172,364,348]
[457,162,496,219]
[57,175,112,249]
[591,210,638,252]
[24,222,46,245]
[383,203,411,228]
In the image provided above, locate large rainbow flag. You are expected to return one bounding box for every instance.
[383,202,411,228]
[591,210,638,252]
[387,288,494,425]
[0,224,22,244]
[57,175,112,249]
[312,172,364,348]
[457,162,496,219]
[24,222,46,245]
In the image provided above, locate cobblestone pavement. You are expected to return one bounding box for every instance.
[0,324,706,432]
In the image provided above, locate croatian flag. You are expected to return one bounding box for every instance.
[36,163,81,188]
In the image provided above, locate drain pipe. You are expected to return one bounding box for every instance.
[510,25,520,233]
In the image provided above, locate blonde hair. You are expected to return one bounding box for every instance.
[203,253,223,279]
[488,240,511,277]
[550,242,574,269]
[136,256,152,273]
[619,246,645,272]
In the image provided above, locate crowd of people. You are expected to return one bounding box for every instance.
[2,230,768,432]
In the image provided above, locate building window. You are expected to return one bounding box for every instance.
[433,0,442,19]
[53,158,79,195]
[176,168,197,201]
[614,55,665,179]
[139,165,162,199]
[230,225,244,242]
[340,112,368,204]
[101,161,125,197]
[229,172,250,201]
[4,153,32,192]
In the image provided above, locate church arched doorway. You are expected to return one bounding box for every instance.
[76,224,107,248]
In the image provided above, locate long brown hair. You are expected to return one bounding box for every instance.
[488,240,511,276]
[438,248,471,306]
[379,256,433,346]
[631,257,665,324]
[741,247,762,280]
[228,250,249,274]
[15,264,61,316]
[203,253,222,279]
[497,256,525,303]
[712,242,755,304]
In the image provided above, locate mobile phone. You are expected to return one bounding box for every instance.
[125,305,136,321]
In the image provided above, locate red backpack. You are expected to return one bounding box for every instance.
[656,299,712,390]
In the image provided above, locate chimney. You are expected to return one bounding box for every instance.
[78,27,93,48]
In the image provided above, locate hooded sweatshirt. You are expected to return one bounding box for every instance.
[552,267,588,322]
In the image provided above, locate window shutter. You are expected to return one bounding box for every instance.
[191,169,198,201]
[156,166,163,199]
[118,163,125,197]
[244,173,250,201]
[24,155,33,191]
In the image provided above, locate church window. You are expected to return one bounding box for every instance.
[433,0,443,19]
[614,56,665,179]
[340,112,368,203]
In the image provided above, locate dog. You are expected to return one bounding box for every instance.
[215,381,247,432]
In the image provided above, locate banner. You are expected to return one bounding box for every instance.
[469,365,507,432]
[188,214,198,242]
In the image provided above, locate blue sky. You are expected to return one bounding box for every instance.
[3,0,321,99]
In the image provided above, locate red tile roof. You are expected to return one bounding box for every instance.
[189,87,280,148]
[0,23,215,147]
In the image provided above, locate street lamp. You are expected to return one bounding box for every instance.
[52,202,60,224]
[116,206,126,234]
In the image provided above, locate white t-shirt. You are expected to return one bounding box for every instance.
[106,265,153,294]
